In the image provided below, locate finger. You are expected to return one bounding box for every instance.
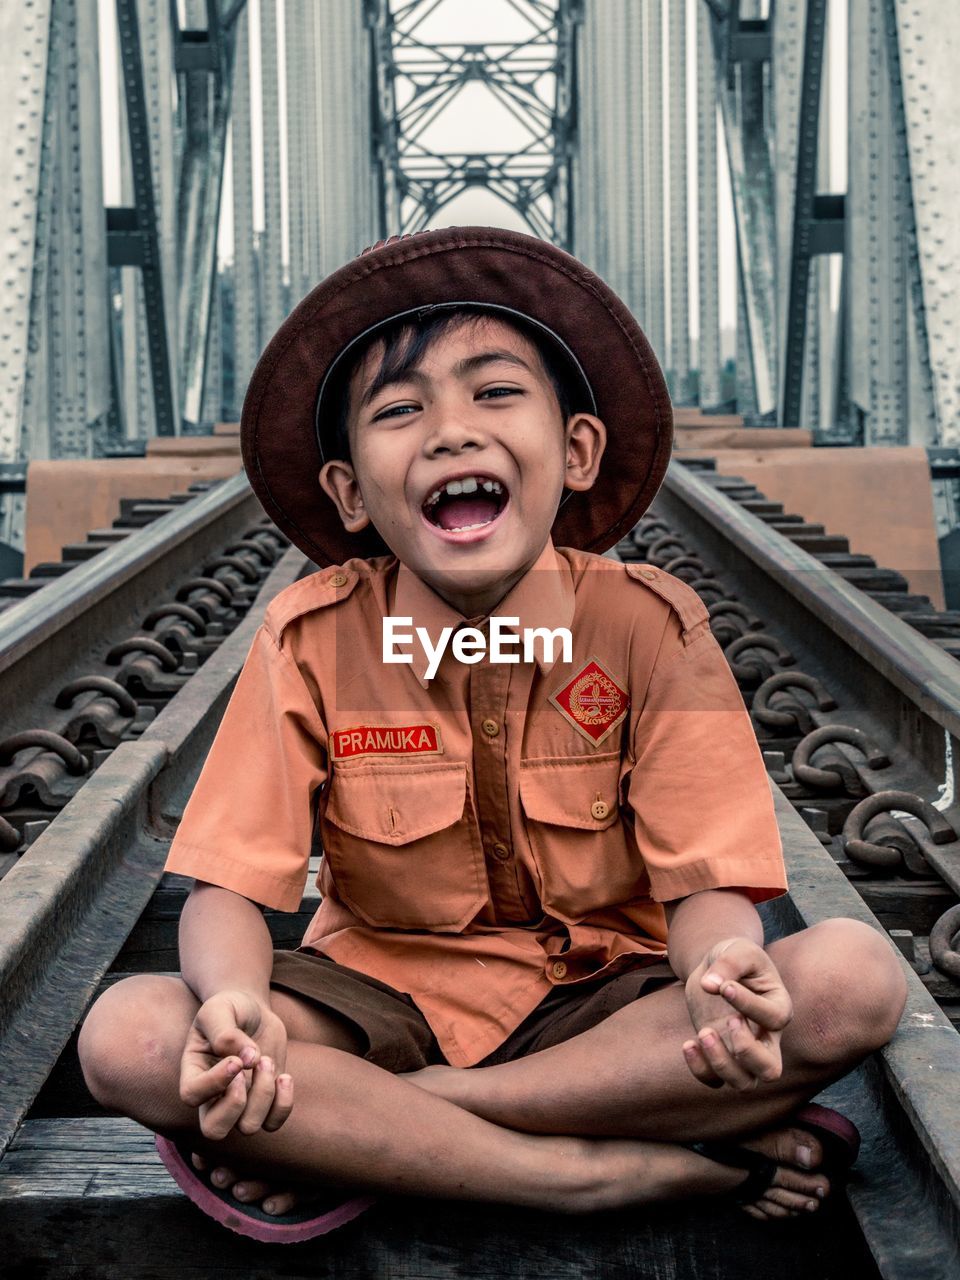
[724,1015,783,1084]
[196,995,262,1065]
[696,1027,757,1091]
[681,1038,725,1088]
[715,978,793,1030]
[199,1069,249,1140]
[235,1056,278,1136]
[180,1053,245,1107]
[261,1073,294,1132]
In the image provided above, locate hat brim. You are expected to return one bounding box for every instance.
[241,227,673,565]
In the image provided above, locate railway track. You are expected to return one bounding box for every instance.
[0,463,958,1278]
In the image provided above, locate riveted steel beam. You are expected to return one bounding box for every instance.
[372,0,580,247]
[112,0,176,437]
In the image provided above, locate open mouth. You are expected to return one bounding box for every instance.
[421,475,509,533]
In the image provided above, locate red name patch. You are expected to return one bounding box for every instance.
[550,658,630,746]
[331,724,443,760]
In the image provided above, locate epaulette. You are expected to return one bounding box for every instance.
[623,562,709,636]
[264,566,360,643]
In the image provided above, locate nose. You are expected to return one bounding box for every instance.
[423,409,485,458]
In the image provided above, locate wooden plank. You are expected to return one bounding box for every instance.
[0,1118,878,1280]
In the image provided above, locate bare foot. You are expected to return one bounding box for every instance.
[725,1124,830,1220]
[189,1151,314,1217]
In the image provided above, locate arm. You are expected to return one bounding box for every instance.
[665,888,793,1091]
[176,881,294,1140]
[180,880,275,1003]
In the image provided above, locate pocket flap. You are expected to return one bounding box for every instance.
[519,755,620,831]
[324,761,467,845]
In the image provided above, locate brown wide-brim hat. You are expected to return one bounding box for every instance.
[241,226,673,565]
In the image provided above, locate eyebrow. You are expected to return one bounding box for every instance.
[359,349,535,409]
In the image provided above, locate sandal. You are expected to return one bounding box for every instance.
[683,1102,861,1206]
[155,1134,376,1244]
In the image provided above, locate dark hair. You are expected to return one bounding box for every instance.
[325,307,580,463]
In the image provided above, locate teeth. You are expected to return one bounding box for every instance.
[449,520,493,531]
[424,477,504,508]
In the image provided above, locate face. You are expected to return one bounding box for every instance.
[319,316,605,615]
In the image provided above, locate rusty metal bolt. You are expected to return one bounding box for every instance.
[142,602,208,635]
[929,904,960,982]
[726,632,796,685]
[647,534,688,566]
[0,731,88,775]
[662,555,713,582]
[752,672,837,734]
[792,726,889,793]
[0,814,21,852]
[693,582,733,607]
[843,791,955,871]
[54,676,138,715]
[106,636,180,671]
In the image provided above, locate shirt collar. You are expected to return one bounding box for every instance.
[392,540,575,685]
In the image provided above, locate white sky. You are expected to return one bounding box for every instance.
[98,0,849,340]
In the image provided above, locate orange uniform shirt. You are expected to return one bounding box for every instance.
[165,542,787,1066]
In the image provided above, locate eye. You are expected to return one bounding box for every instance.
[372,402,419,422]
[477,385,522,400]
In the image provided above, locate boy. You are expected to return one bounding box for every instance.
[78,227,906,1241]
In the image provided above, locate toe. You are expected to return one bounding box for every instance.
[778,1127,824,1170]
[772,1164,829,1199]
[190,1152,207,1172]
[262,1191,299,1215]
[753,1197,798,1220]
[762,1185,821,1214]
[210,1165,236,1189]
[232,1179,272,1202]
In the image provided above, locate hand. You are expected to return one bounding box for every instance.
[179,989,294,1140]
[681,937,793,1091]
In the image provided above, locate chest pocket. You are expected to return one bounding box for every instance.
[519,753,648,923]
[320,760,487,931]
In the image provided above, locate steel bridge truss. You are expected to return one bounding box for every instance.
[0,0,243,560]
[703,0,959,444]
[368,0,581,246]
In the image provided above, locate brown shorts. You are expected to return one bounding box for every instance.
[270,950,679,1073]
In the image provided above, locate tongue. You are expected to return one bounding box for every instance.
[434,494,500,531]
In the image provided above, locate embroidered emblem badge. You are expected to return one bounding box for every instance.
[549,658,630,746]
[331,724,443,760]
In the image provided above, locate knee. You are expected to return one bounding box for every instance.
[790,918,908,1066]
[78,975,188,1112]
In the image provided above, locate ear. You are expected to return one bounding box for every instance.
[318,460,371,533]
[563,413,606,492]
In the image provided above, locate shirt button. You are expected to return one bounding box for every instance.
[491,842,511,861]
[639,569,657,580]
[481,718,500,738]
[591,798,611,820]
[329,572,348,587]
[551,960,568,980]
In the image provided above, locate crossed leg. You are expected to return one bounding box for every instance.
[78,918,906,1220]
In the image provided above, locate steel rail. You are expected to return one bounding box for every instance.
[0,474,263,743]
[659,460,960,779]
[0,544,309,1158]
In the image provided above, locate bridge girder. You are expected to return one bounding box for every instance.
[367,0,581,249]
